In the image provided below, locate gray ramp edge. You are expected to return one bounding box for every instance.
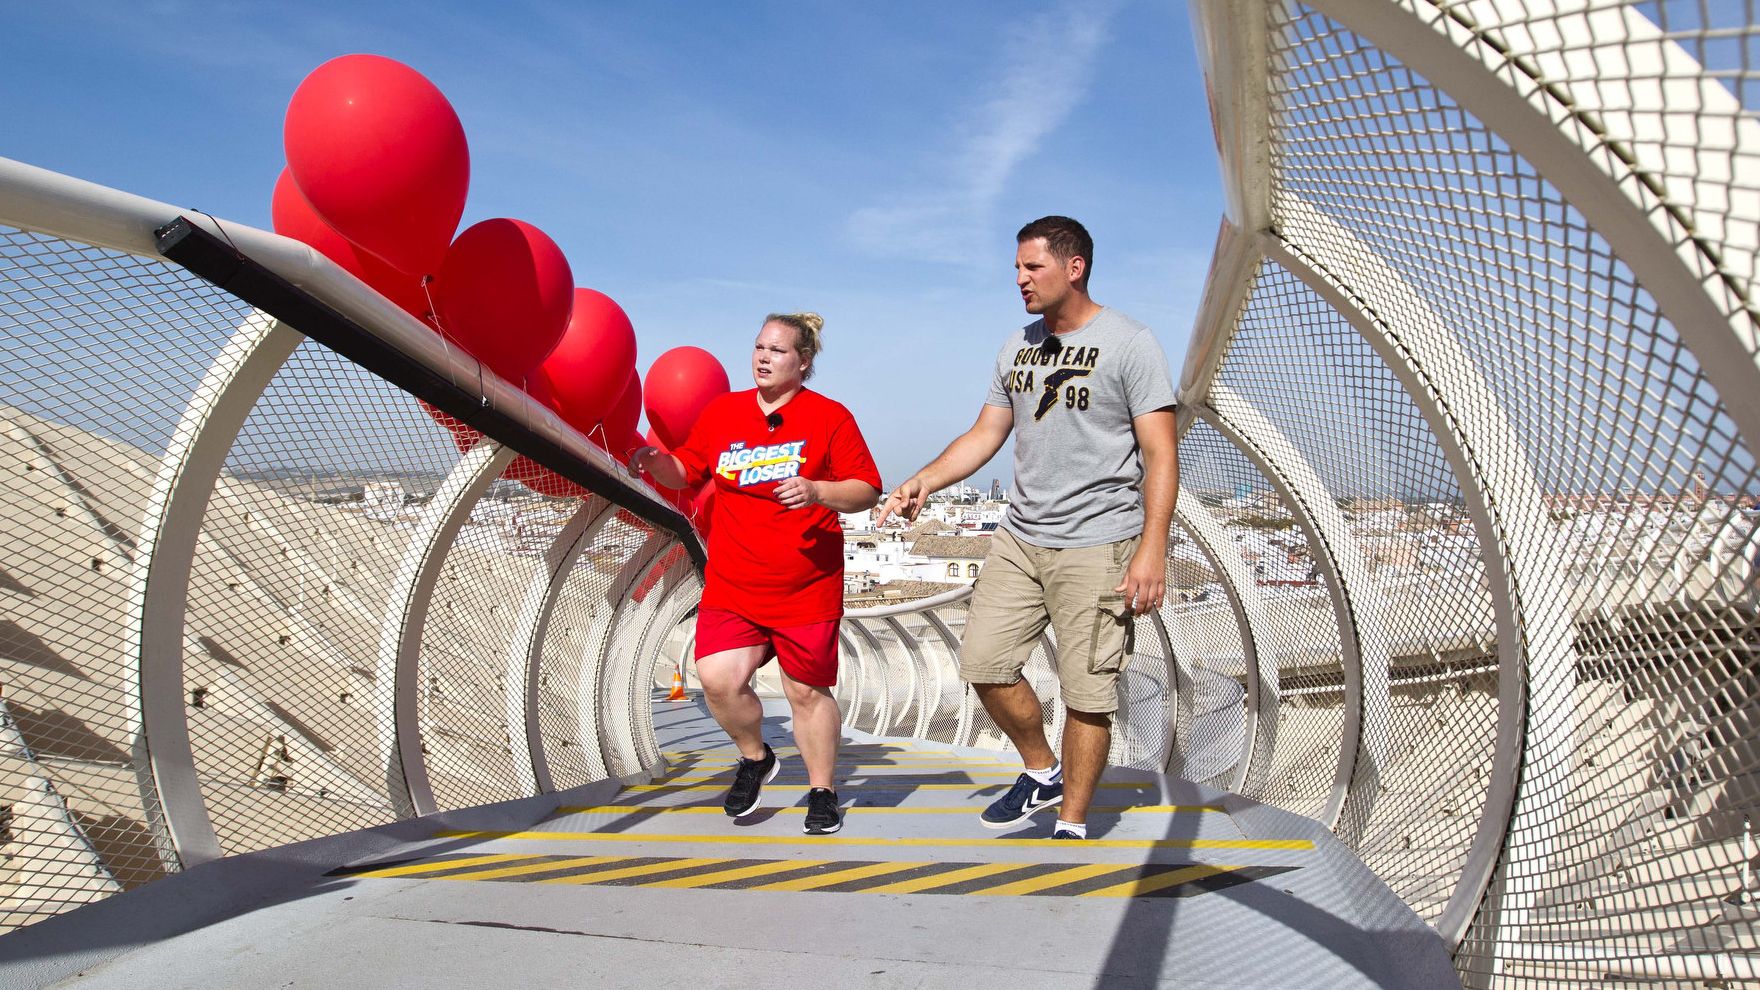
[0,778,624,989]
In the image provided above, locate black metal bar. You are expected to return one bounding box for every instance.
[154,215,705,568]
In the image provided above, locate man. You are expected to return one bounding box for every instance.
[877,216,1178,840]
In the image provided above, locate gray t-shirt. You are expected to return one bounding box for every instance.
[986,307,1177,548]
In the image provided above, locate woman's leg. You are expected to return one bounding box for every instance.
[696,646,772,759]
[780,671,841,790]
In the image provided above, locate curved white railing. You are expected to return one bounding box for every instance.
[0,155,704,930]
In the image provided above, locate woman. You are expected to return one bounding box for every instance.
[631,312,881,834]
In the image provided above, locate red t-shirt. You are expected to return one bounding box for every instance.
[672,388,882,626]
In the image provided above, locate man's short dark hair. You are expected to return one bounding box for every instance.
[1017,216,1094,288]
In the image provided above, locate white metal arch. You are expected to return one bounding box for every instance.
[373,440,516,818]
[1200,397,1393,843]
[625,560,704,772]
[582,531,673,781]
[846,620,895,736]
[500,497,619,796]
[1261,220,1585,947]
[127,313,303,867]
[881,616,933,739]
[1172,488,1281,795]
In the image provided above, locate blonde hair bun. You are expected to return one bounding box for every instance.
[764,311,824,380]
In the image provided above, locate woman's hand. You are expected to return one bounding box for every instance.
[774,476,820,510]
[628,446,658,474]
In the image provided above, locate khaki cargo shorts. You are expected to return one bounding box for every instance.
[959,528,1137,715]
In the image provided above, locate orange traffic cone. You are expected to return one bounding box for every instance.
[666,666,688,702]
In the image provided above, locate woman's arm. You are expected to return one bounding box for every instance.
[629,446,688,489]
[775,477,880,513]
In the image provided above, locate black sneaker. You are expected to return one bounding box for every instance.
[723,744,779,818]
[1052,825,1085,840]
[802,787,843,834]
[979,772,1063,830]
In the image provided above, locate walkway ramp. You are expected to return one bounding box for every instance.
[22,700,1457,989]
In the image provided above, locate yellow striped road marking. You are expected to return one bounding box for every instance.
[536,856,730,886]
[743,860,929,892]
[660,763,1029,774]
[349,853,534,878]
[1080,863,1237,898]
[559,804,1225,816]
[444,855,629,882]
[643,859,832,889]
[969,862,1139,896]
[655,772,1043,784]
[622,782,1160,793]
[859,862,1027,894]
[435,829,1313,851]
[664,748,917,757]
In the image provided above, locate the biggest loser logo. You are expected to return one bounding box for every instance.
[716,441,806,486]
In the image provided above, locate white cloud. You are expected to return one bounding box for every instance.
[846,6,1115,266]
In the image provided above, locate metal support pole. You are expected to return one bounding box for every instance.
[127,313,302,867]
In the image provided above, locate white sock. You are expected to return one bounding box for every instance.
[1054,820,1087,838]
[1026,761,1062,786]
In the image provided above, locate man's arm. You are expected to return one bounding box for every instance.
[876,404,1013,526]
[1116,407,1178,615]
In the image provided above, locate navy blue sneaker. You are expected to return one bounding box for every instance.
[1052,825,1086,840]
[979,772,1063,829]
[723,744,779,818]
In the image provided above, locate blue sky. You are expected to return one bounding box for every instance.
[5,1,1222,486]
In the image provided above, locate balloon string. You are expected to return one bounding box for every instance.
[192,210,244,260]
[419,275,489,409]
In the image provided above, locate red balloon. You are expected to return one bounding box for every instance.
[599,370,643,450]
[504,457,586,499]
[436,218,574,385]
[643,427,668,454]
[538,288,636,432]
[272,168,434,322]
[284,54,468,277]
[498,375,586,498]
[644,346,730,449]
[418,399,481,452]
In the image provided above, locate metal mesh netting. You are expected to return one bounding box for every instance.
[1212,258,1500,921]
[1262,1,1760,981]
[186,343,467,850]
[1178,420,1346,821]
[0,226,249,929]
[1112,620,1176,771]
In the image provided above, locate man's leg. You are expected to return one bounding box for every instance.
[1043,536,1138,831]
[1058,709,1111,825]
[780,672,839,790]
[696,645,773,760]
[961,530,1053,770]
[972,680,1055,770]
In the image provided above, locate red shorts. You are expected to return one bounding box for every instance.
[694,608,840,687]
